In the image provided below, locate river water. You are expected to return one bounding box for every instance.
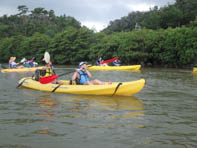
[0,67,196,148]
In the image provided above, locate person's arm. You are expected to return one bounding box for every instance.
[86,70,92,78]
[72,69,79,81]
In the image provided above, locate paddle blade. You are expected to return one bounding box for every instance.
[20,58,26,63]
[100,57,118,64]
[39,75,58,84]
[44,52,50,64]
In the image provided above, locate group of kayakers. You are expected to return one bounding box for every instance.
[34,56,119,85]
[8,56,38,69]
[7,55,119,85]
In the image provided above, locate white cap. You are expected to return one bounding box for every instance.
[79,62,86,68]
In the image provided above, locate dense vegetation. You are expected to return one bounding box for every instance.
[103,0,197,33]
[0,0,197,68]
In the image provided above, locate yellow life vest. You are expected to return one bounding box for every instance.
[39,68,54,78]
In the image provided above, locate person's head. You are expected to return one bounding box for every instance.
[79,62,87,71]
[12,57,16,62]
[45,62,51,68]
[9,57,13,62]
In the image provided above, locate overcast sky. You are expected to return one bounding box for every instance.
[0,0,175,31]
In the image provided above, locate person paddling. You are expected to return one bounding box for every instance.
[8,57,23,69]
[23,57,38,67]
[72,62,104,85]
[34,61,64,85]
[112,59,120,66]
[42,62,64,85]
[96,57,108,66]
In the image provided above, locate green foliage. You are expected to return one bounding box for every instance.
[0,6,81,38]
[104,0,197,33]
[49,27,95,64]
[0,5,197,68]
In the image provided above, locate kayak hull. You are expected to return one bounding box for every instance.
[1,66,44,73]
[88,65,141,70]
[18,78,145,96]
[193,67,197,74]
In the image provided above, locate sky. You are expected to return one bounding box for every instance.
[0,0,175,31]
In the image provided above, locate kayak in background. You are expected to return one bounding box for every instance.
[193,67,197,74]
[1,66,44,73]
[18,77,145,96]
[88,65,141,70]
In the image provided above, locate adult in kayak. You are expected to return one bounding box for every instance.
[72,62,104,85]
[96,57,108,66]
[112,59,120,66]
[28,57,38,67]
[34,62,64,85]
[8,57,24,69]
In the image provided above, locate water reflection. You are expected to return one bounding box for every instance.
[57,95,144,119]
[35,95,57,118]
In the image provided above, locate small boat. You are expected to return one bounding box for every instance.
[193,67,197,74]
[1,66,44,73]
[88,65,141,70]
[18,77,145,96]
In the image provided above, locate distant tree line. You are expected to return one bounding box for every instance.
[103,0,197,33]
[0,0,197,68]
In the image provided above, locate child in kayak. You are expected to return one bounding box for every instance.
[72,62,104,85]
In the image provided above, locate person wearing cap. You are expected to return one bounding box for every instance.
[72,62,104,85]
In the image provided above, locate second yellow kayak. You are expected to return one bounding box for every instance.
[193,67,197,74]
[88,65,141,70]
[1,66,44,73]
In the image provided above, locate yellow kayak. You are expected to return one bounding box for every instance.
[1,66,44,73]
[18,77,145,96]
[88,65,141,70]
[193,67,197,74]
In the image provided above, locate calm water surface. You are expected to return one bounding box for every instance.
[0,67,197,148]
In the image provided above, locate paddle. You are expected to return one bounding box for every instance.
[99,57,118,64]
[39,57,119,84]
[19,58,26,64]
[39,71,73,84]
[44,51,50,64]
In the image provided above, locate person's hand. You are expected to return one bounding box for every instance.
[83,65,88,72]
[75,69,79,72]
